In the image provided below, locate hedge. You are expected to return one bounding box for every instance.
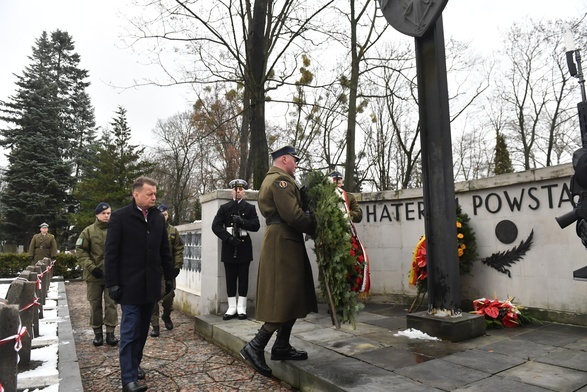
[0,253,82,280]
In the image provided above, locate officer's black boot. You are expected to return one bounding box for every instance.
[240,327,274,377]
[271,320,308,361]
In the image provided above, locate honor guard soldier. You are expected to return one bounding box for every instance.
[212,178,260,320]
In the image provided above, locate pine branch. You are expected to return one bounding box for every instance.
[481,230,534,277]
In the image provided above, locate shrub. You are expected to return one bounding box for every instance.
[0,253,82,280]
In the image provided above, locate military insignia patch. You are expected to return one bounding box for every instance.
[279,181,288,188]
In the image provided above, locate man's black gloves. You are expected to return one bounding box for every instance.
[165,280,174,295]
[108,285,122,302]
[90,267,103,278]
[232,215,244,226]
[174,267,181,277]
[227,235,243,247]
[577,219,587,247]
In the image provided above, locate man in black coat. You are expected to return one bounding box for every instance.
[212,179,260,320]
[105,177,174,392]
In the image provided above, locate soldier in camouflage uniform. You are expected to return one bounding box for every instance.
[76,202,119,346]
[149,204,185,337]
[28,222,57,263]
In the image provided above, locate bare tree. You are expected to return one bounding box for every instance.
[496,19,578,170]
[151,111,201,224]
[126,0,335,188]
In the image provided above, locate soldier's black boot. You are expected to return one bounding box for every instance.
[271,320,308,361]
[106,332,119,346]
[92,333,103,347]
[162,311,174,330]
[150,326,160,337]
[240,327,274,377]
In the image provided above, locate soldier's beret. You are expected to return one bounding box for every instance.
[271,145,299,161]
[229,179,248,189]
[95,202,110,215]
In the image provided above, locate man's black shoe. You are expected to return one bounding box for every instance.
[106,332,119,346]
[122,381,147,392]
[138,366,146,380]
[162,316,174,330]
[92,333,103,347]
[150,326,160,337]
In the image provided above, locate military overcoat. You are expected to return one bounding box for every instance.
[28,233,57,262]
[104,199,174,305]
[255,166,317,323]
[211,199,260,263]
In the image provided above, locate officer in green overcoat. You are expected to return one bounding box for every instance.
[28,222,57,263]
[240,145,317,378]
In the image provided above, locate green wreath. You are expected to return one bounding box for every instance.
[303,171,364,328]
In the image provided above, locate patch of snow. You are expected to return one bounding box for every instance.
[393,328,441,341]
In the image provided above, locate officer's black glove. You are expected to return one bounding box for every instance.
[90,267,103,278]
[165,280,174,295]
[108,285,122,302]
[174,267,181,277]
[232,215,245,226]
[226,236,243,247]
[577,219,587,247]
[28,256,33,262]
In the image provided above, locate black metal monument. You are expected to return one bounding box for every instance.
[378,0,485,341]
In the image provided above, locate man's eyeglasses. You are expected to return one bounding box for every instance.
[288,154,300,163]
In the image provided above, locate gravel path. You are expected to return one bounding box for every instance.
[65,280,295,391]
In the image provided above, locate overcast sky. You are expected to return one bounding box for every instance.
[0,0,585,150]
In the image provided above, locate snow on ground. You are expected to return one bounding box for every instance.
[394,328,442,341]
[2,280,61,391]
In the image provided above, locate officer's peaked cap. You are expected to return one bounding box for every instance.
[39,222,49,228]
[158,204,169,212]
[329,171,343,179]
[229,179,248,189]
[271,145,299,161]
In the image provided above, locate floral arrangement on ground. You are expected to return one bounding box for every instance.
[409,204,478,293]
[471,296,541,328]
[303,171,364,327]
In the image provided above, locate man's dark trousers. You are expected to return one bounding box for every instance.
[120,303,154,385]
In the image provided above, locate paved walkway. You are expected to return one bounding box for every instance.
[196,298,587,392]
[65,280,294,391]
[64,279,587,391]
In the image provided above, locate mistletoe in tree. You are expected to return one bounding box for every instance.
[303,171,364,328]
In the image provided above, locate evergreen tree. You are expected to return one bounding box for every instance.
[73,106,155,231]
[494,132,514,175]
[0,30,95,249]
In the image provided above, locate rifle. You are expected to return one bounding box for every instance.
[556,38,587,229]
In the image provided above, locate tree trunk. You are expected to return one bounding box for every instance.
[248,0,269,190]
